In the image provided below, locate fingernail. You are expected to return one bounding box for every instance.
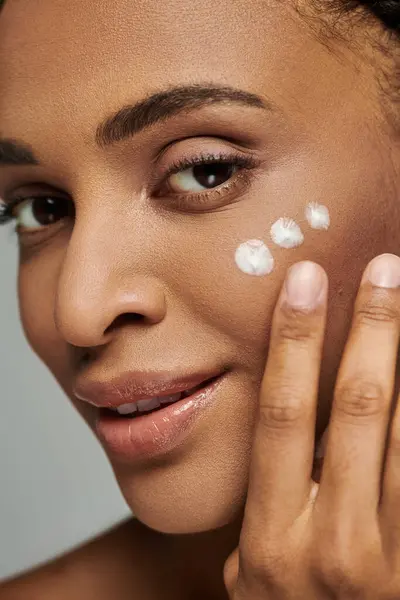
[366,254,400,288]
[284,261,325,309]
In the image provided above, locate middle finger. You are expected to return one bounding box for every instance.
[317,254,400,518]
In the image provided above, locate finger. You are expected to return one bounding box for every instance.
[381,358,400,545]
[380,389,400,551]
[317,254,400,521]
[242,261,328,540]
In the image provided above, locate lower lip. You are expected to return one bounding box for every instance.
[95,375,224,463]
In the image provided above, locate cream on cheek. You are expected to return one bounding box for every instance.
[234,239,275,276]
[305,202,330,230]
[270,217,304,249]
[234,202,330,276]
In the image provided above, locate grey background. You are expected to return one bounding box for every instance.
[0,227,131,580]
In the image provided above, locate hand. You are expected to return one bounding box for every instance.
[223,254,400,600]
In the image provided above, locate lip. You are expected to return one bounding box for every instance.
[73,368,224,409]
[94,373,226,463]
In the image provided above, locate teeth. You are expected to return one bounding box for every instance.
[159,393,182,405]
[182,384,202,398]
[114,388,201,416]
[137,397,161,412]
[116,402,138,415]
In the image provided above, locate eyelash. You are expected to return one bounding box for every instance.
[0,150,258,230]
[160,151,256,181]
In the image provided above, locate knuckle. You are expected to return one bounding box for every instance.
[314,562,365,596]
[313,530,385,597]
[259,383,306,430]
[334,378,385,421]
[238,539,288,588]
[355,298,399,328]
[275,305,320,344]
[222,552,238,597]
[312,548,365,596]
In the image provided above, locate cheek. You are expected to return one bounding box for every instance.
[160,148,390,370]
[160,211,286,364]
[158,188,331,361]
[18,261,95,423]
[18,256,65,375]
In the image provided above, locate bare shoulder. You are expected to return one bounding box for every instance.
[0,517,179,600]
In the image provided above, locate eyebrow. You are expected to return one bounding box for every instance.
[0,84,271,167]
[0,138,39,167]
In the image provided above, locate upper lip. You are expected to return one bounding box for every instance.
[73,368,223,409]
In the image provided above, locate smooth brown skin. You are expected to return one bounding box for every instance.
[1,0,400,598]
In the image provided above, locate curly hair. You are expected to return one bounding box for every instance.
[358,0,399,33]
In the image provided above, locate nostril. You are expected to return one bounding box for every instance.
[105,312,145,334]
[121,313,145,323]
[129,313,145,322]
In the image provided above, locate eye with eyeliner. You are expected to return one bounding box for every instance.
[0,148,260,233]
[153,150,259,209]
[0,193,73,233]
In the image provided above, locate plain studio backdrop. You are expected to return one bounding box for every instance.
[0,227,131,580]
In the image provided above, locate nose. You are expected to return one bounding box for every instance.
[54,226,167,348]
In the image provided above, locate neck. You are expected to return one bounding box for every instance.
[167,511,244,599]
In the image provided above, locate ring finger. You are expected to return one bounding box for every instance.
[317,254,400,520]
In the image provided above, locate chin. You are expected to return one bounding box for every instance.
[111,451,250,534]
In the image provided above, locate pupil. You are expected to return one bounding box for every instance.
[33,197,74,225]
[193,163,235,189]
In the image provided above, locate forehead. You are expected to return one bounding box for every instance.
[0,0,280,60]
[0,0,280,95]
[0,0,342,172]
[0,0,309,122]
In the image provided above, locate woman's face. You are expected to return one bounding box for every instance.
[1,0,399,534]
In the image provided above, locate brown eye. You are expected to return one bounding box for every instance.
[168,162,238,193]
[14,196,74,230]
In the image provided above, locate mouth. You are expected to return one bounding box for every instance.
[93,371,227,462]
[102,374,221,420]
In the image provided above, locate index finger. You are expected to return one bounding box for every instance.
[242,261,328,540]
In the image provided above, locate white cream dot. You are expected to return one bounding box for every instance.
[235,240,274,276]
[270,217,304,249]
[305,202,330,230]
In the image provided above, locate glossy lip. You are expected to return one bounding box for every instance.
[73,368,225,409]
[94,373,226,463]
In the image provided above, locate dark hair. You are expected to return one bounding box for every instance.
[358,0,399,33]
